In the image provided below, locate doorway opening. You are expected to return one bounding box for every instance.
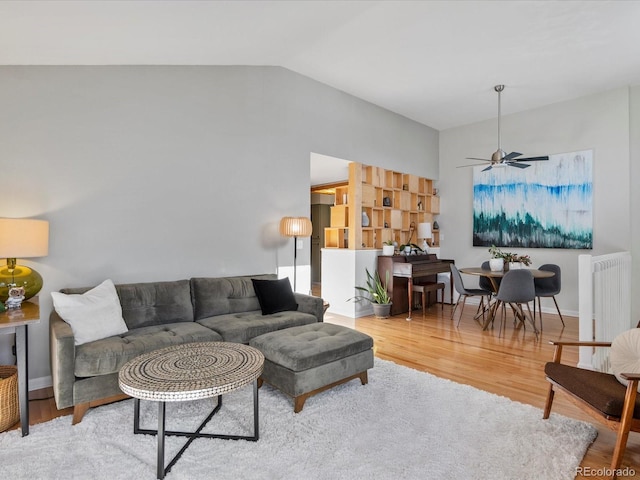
[310,153,351,297]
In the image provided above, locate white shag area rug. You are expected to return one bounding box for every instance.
[0,359,596,480]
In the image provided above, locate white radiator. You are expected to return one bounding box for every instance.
[578,252,632,371]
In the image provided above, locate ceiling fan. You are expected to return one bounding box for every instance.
[461,85,549,172]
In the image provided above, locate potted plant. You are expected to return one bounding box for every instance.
[348,268,392,318]
[488,245,532,271]
[382,240,395,256]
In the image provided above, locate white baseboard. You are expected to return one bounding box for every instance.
[30,375,53,392]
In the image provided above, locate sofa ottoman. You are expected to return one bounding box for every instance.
[249,323,374,412]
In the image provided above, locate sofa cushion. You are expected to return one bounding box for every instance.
[196,310,317,344]
[63,279,194,329]
[74,322,223,377]
[191,274,276,320]
[52,279,128,346]
[252,277,298,315]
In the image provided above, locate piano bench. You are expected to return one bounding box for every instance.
[412,282,445,315]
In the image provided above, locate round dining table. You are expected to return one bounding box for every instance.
[458,267,555,330]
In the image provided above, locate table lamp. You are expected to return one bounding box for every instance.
[279,216,312,291]
[417,222,432,253]
[0,218,49,302]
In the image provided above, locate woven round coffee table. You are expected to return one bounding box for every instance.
[119,342,264,480]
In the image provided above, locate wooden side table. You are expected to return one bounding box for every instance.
[0,298,40,436]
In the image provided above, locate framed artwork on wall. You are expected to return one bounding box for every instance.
[472,149,593,249]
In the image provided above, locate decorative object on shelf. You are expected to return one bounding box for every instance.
[347,268,392,318]
[417,200,423,211]
[402,184,409,191]
[433,188,439,196]
[362,211,370,227]
[433,221,439,230]
[488,244,532,271]
[279,216,312,292]
[417,222,432,253]
[403,221,416,248]
[5,286,25,310]
[382,197,391,207]
[382,241,395,256]
[0,218,49,302]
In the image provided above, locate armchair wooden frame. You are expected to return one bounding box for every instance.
[543,340,640,479]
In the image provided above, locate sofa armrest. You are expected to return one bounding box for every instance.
[294,293,325,322]
[49,310,76,409]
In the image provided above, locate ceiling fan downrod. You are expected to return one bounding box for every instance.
[493,84,505,163]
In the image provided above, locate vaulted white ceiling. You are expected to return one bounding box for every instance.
[2,1,640,130]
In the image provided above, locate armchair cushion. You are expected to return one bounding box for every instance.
[51,279,128,346]
[610,328,640,391]
[545,361,640,419]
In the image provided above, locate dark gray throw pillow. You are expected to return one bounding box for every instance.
[251,278,298,315]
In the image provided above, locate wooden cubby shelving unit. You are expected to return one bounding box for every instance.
[324,162,440,249]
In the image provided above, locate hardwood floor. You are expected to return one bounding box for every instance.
[323,302,639,480]
[10,300,640,479]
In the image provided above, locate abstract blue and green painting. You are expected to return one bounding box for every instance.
[473,150,592,249]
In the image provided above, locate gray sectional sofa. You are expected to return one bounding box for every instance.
[49,274,324,424]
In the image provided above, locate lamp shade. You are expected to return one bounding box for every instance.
[0,218,49,302]
[279,217,312,237]
[417,222,432,240]
[0,218,49,258]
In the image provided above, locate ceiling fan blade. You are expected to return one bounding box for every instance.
[507,162,530,169]
[516,156,549,162]
[482,165,493,172]
[503,152,522,161]
[465,157,491,162]
[457,163,490,168]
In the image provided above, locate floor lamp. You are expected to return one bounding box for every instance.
[279,216,312,292]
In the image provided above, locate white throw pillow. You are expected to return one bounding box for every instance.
[609,328,640,392]
[51,279,128,346]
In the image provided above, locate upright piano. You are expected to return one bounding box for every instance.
[377,254,455,317]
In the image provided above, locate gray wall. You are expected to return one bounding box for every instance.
[0,66,438,385]
[439,86,638,319]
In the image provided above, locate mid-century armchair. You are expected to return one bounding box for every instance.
[543,338,640,479]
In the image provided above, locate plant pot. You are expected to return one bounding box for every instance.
[489,258,503,272]
[372,303,392,319]
[382,245,395,256]
[508,262,521,270]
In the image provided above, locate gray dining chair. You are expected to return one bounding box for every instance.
[450,264,492,327]
[480,260,501,294]
[495,269,538,335]
[533,263,564,331]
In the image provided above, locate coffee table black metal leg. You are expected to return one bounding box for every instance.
[158,401,166,480]
[253,379,259,439]
[133,382,259,478]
